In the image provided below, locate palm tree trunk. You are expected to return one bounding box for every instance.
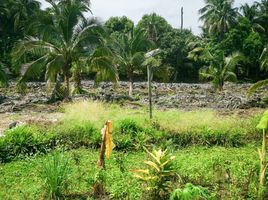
[128,71,134,97]
[64,74,70,99]
[219,79,224,91]
[74,69,82,94]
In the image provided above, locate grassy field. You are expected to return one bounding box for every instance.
[0,146,262,200]
[0,101,266,199]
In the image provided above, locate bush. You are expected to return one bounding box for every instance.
[0,125,49,162]
[0,122,100,163]
[118,119,142,136]
[53,122,100,148]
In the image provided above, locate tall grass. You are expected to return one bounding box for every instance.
[62,100,260,135]
[40,151,72,199]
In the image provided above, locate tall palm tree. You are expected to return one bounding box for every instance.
[112,29,153,97]
[200,51,243,91]
[12,0,116,99]
[199,0,239,40]
[256,0,268,35]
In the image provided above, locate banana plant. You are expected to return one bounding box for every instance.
[256,110,268,198]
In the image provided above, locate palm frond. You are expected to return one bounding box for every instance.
[224,71,237,82]
[248,79,268,95]
[260,46,268,71]
[88,47,118,83]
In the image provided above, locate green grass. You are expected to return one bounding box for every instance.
[0,101,263,163]
[0,146,263,199]
[0,101,266,199]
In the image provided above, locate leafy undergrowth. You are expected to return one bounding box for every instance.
[0,101,263,163]
[0,146,264,199]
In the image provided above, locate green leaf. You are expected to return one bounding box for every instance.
[257,111,268,130]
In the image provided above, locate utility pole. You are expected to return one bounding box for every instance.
[145,49,160,120]
[181,7,184,30]
[147,65,153,119]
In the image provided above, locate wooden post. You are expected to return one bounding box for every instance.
[147,65,153,119]
[94,120,112,197]
[97,120,112,168]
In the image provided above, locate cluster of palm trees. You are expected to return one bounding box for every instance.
[1,0,268,97]
[195,0,268,91]
[8,0,155,99]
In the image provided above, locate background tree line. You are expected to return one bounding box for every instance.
[0,0,268,96]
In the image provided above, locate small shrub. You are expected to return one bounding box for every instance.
[55,122,99,148]
[40,151,72,199]
[0,125,46,162]
[118,119,142,136]
[170,183,213,200]
[133,148,176,199]
[114,134,133,150]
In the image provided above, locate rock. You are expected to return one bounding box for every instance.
[8,121,25,129]
[0,95,6,104]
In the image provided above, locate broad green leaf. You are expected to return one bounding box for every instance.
[257,111,268,130]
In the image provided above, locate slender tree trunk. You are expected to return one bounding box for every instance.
[74,69,82,94]
[63,62,71,99]
[128,70,134,97]
[218,79,224,92]
[64,74,70,99]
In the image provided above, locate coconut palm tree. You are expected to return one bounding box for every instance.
[256,0,268,34]
[12,0,116,99]
[112,28,153,97]
[199,0,239,40]
[240,3,265,32]
[199,51,244,91]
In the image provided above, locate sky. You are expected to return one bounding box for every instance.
[39,0,257,35]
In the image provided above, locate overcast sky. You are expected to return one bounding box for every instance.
[39,0,257,35]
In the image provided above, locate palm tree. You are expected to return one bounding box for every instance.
[240,3,265,32]
[200,51,243,91]
[13,0,115,99]
[199,0,239,40]
[249,45,268,94]
[11,0,41,31]
[255,0,268,34]
[112,29,153,97]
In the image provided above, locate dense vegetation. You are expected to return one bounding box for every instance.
[1,0,268,96]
